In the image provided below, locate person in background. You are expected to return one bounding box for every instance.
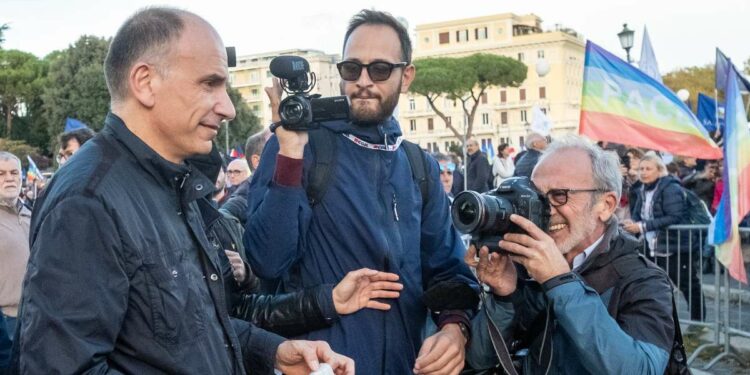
[491,143,514,189]
[465,138,491,192]
[434,153,456,200]
[56,127,96,166]
[513,132,547,178]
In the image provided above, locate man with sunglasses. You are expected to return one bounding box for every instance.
[464,136,676,374]
[246,9,479,375]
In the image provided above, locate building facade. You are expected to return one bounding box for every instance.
[229,49,341,127]
[399,13,585,155]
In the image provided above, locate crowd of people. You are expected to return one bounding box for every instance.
[1,5,745,375]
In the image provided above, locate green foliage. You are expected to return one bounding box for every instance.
[41,35,111,148]
[409,53,527,142]
[0,49,45,140]
[662,65,717,109]
[0,138,47,169]
[216,85,261,152]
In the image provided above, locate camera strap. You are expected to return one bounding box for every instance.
[481,292,520,375]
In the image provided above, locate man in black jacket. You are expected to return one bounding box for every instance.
[513,132,548,178]
[466,138,491,192]
[13,7,352,374]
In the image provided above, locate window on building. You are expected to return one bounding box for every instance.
[521,110,528,122]
[541,108,547,114]
[252,105,259,112]
[475,27,488,40]
[481,92,488,104]
[409,98,416,110]
[409,119,416,132]
[500,90,507,103]
[456,29,469,42]
[424,37,430,43]
[433,142,439,152]
[519,136,525,146]
[520,89,526,101]
[482,113,490,125]
[445,141,450,151]
[539,87,546,99]
[518,52,525,62]
[439,32,449,44]
[446,116,452,126]
[500,137,507,145]
[251,88,259,96]
[501,111,508,125]
[428,118,434,131]
[538,50,545,59]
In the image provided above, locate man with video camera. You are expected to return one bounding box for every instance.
[245,9,479,375]
[464,136,679,374]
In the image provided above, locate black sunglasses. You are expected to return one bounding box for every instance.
[545,188,606,207]
[336,61,408,82]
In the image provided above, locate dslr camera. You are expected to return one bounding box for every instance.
[451,177,550,253]
[269,56,350,130]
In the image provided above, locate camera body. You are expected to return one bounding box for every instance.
[450,177,550,253]
[269,56,350,130]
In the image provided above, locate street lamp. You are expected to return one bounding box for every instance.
[617,23,635,63]
[677,89,690,110]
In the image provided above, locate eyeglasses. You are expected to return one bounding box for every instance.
[55,153,71,164]
[226,169,244,175]
[336,61,408,82]
[545,188,606,207]
[439,162,456,175]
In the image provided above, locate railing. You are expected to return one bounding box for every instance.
[648,224,750,370]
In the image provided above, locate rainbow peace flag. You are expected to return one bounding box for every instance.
[709,62,750,284]
[579,41,722,159]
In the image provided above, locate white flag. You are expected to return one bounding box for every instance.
[639,26,662,83]
[531,105,552,136]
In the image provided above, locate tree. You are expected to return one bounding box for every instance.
[41,35,111,146]
[409,53,527,143]
[216,86,261,153]
[0,49,44,139]
[662,64,717,109]
[0,23,9,48]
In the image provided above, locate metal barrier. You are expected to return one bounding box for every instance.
[645,224,750,370]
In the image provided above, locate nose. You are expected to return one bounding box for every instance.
[355,66,374,88]
[216,88,237,122]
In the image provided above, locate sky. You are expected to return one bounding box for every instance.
[2,0,749,73]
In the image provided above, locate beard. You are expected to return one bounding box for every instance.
[555,201,599,255]
[342,78,402,126]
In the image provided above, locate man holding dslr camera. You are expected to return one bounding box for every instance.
[464,136,677,374]
[246,9,478,375]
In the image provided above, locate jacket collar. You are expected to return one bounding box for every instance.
[575,218,640,275]
[102,112,221,204]
[321,116,403,147]
[0,198,30,217]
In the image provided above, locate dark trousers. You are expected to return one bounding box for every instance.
[648,252,706,321]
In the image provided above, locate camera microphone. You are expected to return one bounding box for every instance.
[269,56,310,80]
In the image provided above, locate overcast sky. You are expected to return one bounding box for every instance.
[2,0,748,73]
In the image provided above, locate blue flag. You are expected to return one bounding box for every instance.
[696,93,724,133]
[638,27,662,83]
[716,48,750,92]
[64,118,89,132]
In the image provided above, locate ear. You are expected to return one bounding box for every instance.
[400,64,416,93]
[597,191,618,222]
[129,62,158,108]
[251,154,260,170]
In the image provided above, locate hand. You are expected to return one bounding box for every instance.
[265,78,283,124]
[413,324,466,375]
[466,245,517,296]
[622,221,641,234]
[275,340,354,375]
[224,250,246,283]
[498,214,570,284]
[333,268,403,315]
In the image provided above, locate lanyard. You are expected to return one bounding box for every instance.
[343,133,403,152]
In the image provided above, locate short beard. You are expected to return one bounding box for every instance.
[556,200,599,255]
[342,78,401,127]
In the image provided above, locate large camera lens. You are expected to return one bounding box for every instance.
[451,191,514,235]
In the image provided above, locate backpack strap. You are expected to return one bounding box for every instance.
[401,140,430,205]
[306,128,338,206]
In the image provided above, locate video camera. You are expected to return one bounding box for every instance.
[451,177,550,253]
[269,56,350,131]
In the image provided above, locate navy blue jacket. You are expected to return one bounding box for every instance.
[513,149,542,178]
[467,223,674,374]
[632,175,691,254]
[245,117,478,374]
